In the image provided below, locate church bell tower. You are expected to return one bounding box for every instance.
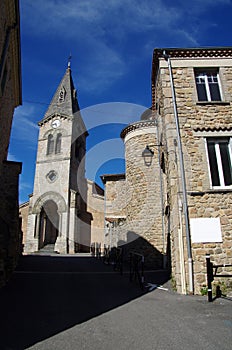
[25,64,89,254]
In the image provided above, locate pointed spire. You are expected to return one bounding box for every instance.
[43,64,79,119]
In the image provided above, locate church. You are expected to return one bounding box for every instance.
[22,63,105,254]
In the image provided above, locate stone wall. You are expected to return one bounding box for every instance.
[105,178,127,219]
[103,176,127,248]
[0,0,22,287]
[0,161,22,287]
[19,201,29,248]
[86,180,105,248]
[189,193,232,294]
[105,219,127,249]
[0,0,19,164]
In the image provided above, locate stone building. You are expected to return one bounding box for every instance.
[152,47,232,294]
[86,179,105,250]
[101,174,126,248]
[0,0,22,287]
[102,47,232,295]
[23,65,104,254]
[19,200,29,248]
[102,118,166,269]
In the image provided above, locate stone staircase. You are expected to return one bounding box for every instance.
[35,244,59,255]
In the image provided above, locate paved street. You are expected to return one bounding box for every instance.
[0,254,231,350]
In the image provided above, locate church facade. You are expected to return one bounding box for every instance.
[24,65,104,254]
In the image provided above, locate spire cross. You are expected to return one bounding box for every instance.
[68,53,72,68]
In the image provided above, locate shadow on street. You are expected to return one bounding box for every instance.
[0,255,169,349]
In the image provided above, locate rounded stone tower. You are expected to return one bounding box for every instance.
[120,111,164,268]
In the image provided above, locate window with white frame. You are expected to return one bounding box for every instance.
[206,137,232,187]
[195,69,222,102]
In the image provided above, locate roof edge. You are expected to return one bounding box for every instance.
[153,46,232,59]
[101,173,125,184]
[120,120,156,139]
[152,46,232,92]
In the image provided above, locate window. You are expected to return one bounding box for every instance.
[206,138,232,187]
[46,170,58,183]
[195,69,222,102]
[160,151,165,173]
[55,133,62,154]
[47,134,54,155]
[58,86,66,103]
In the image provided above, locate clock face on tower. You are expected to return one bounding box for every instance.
[51,119,61,128]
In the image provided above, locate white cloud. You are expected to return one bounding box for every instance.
[21,0,232,93]
[175,29,200,47]
[22,0,227,39]
[77,42,127,92]
[20,181,32,191]
[22,0,180,38]
[19,181,32,204]
[187,0,231,11]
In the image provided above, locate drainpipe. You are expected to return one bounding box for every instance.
[178,197,187,294]
[163,51,194,294]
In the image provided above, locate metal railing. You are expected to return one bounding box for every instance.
[206,254,232,302]
[92,245,145,289]
[112,247,123,275]
[102,245,110,264]
[102,246,123,274]
[90,242,102,258]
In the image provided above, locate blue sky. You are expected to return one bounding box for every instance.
[8,0,232,203]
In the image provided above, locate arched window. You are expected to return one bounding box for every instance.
[58,87,66,103]
[55,133,62,154]
[47,134,54,155]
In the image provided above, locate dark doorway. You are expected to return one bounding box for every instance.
[39,200,59,249]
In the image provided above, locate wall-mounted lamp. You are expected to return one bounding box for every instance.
[142,145,154,166]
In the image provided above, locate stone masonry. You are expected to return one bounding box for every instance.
[0,0,22,287]
[152,48,232,294]
[103,121,165,269]
[122,122,164,268]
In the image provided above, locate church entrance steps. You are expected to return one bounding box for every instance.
[73,252,92,257]
[34,244,59,255]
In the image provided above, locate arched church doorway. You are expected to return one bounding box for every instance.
[38,200,59,250]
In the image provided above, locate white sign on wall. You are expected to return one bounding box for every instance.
[190,217,222,243]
